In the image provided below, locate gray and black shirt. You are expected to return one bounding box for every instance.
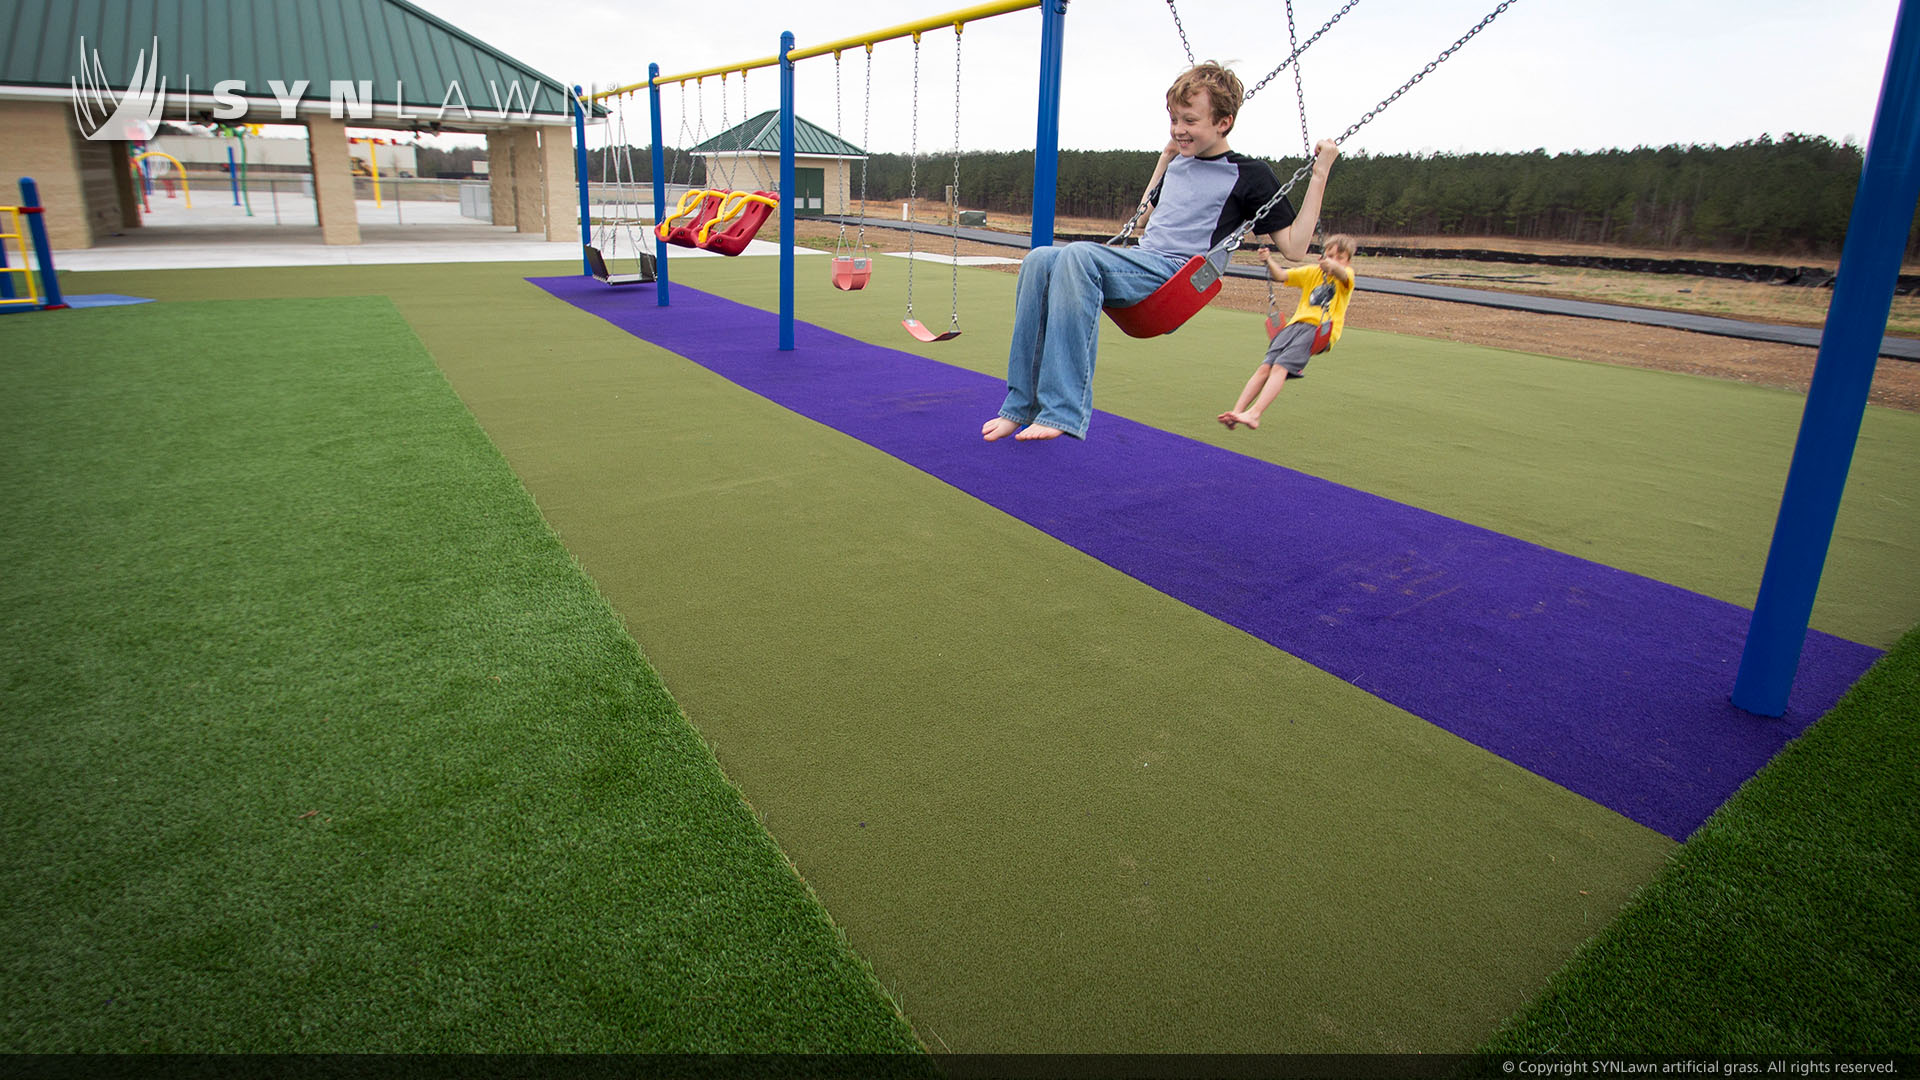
[1140,151,1296,259]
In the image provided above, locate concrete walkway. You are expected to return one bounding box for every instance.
[54,196,786,271]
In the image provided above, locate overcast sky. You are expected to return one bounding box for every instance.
[402,0,1903,160]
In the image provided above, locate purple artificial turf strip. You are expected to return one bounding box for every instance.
[535,275,1882,841]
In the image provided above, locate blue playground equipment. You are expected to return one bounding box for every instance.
[0,178,67,313]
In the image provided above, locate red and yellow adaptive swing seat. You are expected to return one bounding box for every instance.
[655,188,779,255]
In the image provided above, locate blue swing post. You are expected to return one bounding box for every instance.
[780,31,797,352]
[1732,0,1920,717]
[1030,0,1067,249]
[649,64,670,308]
[573,85,592,277]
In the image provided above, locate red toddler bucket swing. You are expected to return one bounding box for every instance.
[829,46,874,292]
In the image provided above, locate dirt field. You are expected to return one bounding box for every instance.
[792,210,1920,412]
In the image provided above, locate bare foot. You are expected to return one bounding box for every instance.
[1225,411,1260,430]
[1015,423,1065,441]
[1217,412,1239,429]
[982,417,1021,441]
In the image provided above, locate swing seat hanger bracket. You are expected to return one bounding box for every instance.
[1188,247,1232,293]
[1188,254,1224,293]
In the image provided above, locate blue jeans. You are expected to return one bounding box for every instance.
[999,242,1185,439]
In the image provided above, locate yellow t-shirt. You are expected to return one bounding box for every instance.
[1281,264,1355,347]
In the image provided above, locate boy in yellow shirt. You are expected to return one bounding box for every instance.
[1218,234,1357,430]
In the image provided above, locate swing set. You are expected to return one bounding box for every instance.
[562,0,1920,724]
[572,0,1514,354]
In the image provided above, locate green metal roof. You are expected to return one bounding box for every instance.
[2,0,591,120]
[690,111,866,157]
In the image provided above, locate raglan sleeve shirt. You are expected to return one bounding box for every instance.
[1141,152,1298,259]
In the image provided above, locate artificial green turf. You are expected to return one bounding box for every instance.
[59,264,1683,1052]
[1482,625,1920,1052]
[0,296,924,1054]
[51,259,1920,1054]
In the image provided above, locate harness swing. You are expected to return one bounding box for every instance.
[586,92,656,286]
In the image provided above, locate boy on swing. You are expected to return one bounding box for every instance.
[982,61,1339,442]
[1218,234,1357,430]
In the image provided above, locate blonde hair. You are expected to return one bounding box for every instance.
[1166,62,1244,130]
[1323,234,1358,258]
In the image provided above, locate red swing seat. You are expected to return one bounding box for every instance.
[1102,253,1226,339]
[1267,313,1335,356]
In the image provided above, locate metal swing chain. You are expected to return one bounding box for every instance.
[611,96,634,256]
[833,51,849,256]
[689,79,710,189]
[947,23,963,332]
[718,73,731,189]
[905,33,922,318]
[1285,0,1311,157]
[1275,0,1314,323]
[858,45,872,251]
[1244,0,1364,104]
[738,70,750,187]
[1226,0,1522,264]
[596,90,616,251]
[673,83,694,192]
[1166,0,1195,65]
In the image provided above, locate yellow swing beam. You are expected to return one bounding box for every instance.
[580,0,1039,100]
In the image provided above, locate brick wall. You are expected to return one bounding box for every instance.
[0,100,94,249]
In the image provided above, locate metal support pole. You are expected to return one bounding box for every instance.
[574,84,592,276]
[1030,0,1067,248]
[1733,0,1920,716]
[228,146,241,205]
[780,30,797,351]
[19,178,65,310]
[649,64,670,307]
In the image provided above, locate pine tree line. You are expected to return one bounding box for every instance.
[558,134,1914,258]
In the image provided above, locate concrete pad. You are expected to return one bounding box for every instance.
[54,195,793,272]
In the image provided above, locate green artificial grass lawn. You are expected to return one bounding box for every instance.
[38,257,1920,1055]
[0,296,924,1055]
[1483,625,1920,1052]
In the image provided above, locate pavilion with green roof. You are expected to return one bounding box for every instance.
[0,0,590,248]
